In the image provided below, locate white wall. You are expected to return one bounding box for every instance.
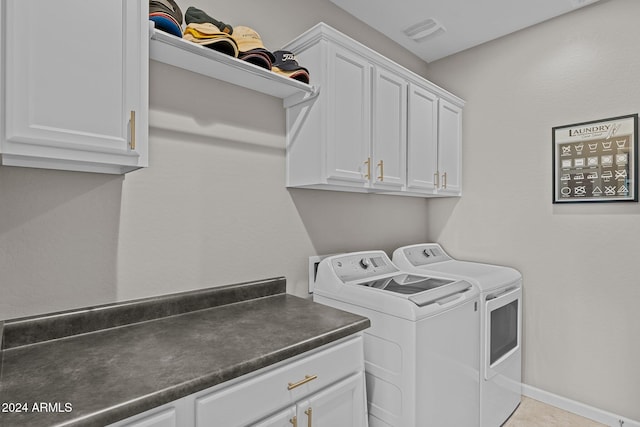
[424,0,640,420]
[0,0,430,320]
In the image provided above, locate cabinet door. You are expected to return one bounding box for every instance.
[113,408,177,427]
[437,99,463,195]
[252,406,296,427]
[372,67,407,190]
[2,0,148,174]
[296,372,367,427]
[407,83,439,193]
[325,43,371,186]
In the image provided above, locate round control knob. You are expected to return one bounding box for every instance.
[359,258,371,269]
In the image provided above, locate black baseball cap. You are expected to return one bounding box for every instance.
[185,6,232,34]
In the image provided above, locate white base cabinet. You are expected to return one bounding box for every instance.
[0,0,148,174]
[107,335,367,427]
[284,23,464,197]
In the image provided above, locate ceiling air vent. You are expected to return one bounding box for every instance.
[403,18,446,43]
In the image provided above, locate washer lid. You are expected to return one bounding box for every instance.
[355,273,472,307]
[357,274,453,294]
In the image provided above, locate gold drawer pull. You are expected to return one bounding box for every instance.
[287,374,318,390]
[304,408,313,427]
[129,110,136,150]
[364,157,371,179]
[377,160,384,181]
[290,415,297,426]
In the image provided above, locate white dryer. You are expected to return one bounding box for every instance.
[393,243,522,427]
[314,250,480,427]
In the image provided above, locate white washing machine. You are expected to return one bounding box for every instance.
[392,243,522,427]
[314,250,480,427]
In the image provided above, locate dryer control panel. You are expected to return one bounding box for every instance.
[332,251,398,282]
[401,244,452,267]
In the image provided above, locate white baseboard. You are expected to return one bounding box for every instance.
[522,384,640,427]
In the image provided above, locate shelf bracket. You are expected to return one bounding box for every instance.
[283,85,321,109]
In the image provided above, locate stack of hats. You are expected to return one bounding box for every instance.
[149,0,183,38]
[182,6,238,58]
[149,2,310,84]
[272,51,310,84]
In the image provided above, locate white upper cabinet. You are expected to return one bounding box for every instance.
[325,43,371,187]
[372,66,407,191]
[284,23,464,197]
[407,83,439,193]
[437,99,463,196]
[0,0,148,174]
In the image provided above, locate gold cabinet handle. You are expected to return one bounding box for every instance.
[290,416,297,427]
[287,374,318,390]
[129,110,136,150]
[377,160,384,181]
[442,171,447,189]
[304,408,312,427]
[434,171,439,188]
[364,157,371,180]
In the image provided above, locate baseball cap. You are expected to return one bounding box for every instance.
[183,23,239,57]
[272,50,310,84]
[149,0,183,25]
[238,51,273,70]
[184,6,232,34]
[149,12,182,37]
[231,26,276,70]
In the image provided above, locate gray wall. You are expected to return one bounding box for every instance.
[0,0,430,319]
[2,0,637,421]
[424,0,639,420]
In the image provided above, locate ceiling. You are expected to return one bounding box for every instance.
[329,0,601,63]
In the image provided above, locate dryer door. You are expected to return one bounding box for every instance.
[484,286,521,380]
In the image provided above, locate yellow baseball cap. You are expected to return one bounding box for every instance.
[183,23,239,57]
[232,26,268,53]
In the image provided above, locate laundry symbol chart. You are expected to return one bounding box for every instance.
[554,115,637,203]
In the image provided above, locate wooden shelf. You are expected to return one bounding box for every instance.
[148,24,318,106]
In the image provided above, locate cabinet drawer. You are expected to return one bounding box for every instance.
[195,336,363,426]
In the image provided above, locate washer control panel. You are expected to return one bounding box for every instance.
[401,244,451,266]
[332,251,398,282]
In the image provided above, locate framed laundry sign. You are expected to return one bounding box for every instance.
[552,114,638,203]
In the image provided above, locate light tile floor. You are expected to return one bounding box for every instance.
[503,397,607,427]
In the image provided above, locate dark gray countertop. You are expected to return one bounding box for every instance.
[0,278,370,427]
